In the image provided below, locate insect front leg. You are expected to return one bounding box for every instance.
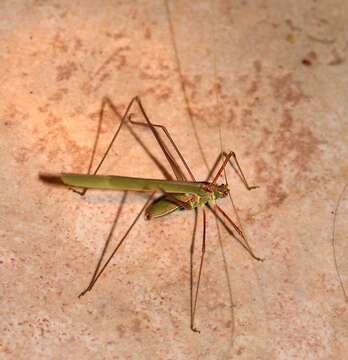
[207,151,259,190]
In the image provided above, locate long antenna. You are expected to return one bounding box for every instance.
[164,0,210,171]
[332,182,348,302]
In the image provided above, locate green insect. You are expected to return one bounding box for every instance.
[42,96,261,332]
[61,174,229,219]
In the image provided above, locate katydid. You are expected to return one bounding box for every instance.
[41,96,261,333]
[61,174,229,219]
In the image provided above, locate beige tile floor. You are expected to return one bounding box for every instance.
[1,1,348,359]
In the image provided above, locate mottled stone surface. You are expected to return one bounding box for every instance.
[1,1,347,359]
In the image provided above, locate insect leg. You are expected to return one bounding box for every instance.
[73,97,139,195]
[78,191,128,296]
[79,192,155,297]
[207,151,258,191]
[214,204,263,262]
[75,95,195,185]
[191,207,207,333]
[76,96,186,195]
[206,152,262,260]
[207,204,253,255]
[129,116,196,181]
[131,97,191,181]
[190,208,199,331]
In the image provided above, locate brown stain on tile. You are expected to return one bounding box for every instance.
[246,80,258,96]
[143,85,173,101]
[137,53,175,101]
[94,46,130,77]
[48,88,69,103]
[144,27,152,40]
[181,62,321,211]
[163,52,321,214]
[13,147,30,163]
[328,48,345,66]
[139,56,172,82]
[116,324,126,337]
[44,112,64,128]
[4,103,29,123]
[73,37,83,51]
[302,59,312,66]
[51,32,68,53]
[270,73,308,107]
[56,62,78,82]
[105,31,125,41]
[246,60,262,96]
[251,73,321,210]
[302,51,317,67]
[131,318,141,333]
[12,112,89,168]
[178,75,226,128]
[80,43,130,96]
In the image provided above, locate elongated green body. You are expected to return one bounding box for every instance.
[62,173,206,195]
[61,173,229,219]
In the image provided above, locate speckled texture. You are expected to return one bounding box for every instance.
[1,1,348,359]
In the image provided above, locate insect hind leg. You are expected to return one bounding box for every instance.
[71,97,140,196]
[128,99,195,182]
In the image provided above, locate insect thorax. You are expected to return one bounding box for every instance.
[194,183,229,208]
